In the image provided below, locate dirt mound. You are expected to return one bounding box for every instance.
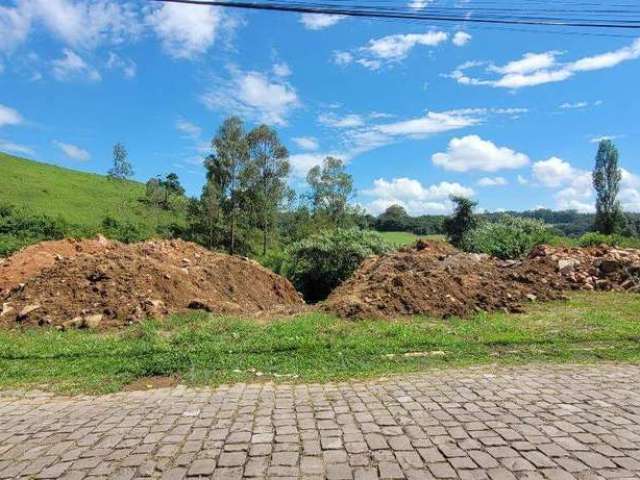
[0,236,112,297]
[1,239,303,329]
[324,242,640,319]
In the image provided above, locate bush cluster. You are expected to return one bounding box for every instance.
[285,228,390,303]
[464,215,554,259]
[0,203,69,256]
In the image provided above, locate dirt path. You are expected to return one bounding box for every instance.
[1,364,639,479]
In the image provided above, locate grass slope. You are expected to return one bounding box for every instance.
[379,231,445,246]
[0,152,183,230]
[1,292,639,394]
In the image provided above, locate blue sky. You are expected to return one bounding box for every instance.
[1,0,639,215]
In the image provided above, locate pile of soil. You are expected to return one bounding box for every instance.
[0,235,112,297]
[324,241,640,319]
[0,239,304,329]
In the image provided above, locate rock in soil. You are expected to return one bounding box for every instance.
[324,241,640,320]
[1,239,304,329]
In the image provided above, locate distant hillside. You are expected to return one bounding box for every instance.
[0,152,186,233]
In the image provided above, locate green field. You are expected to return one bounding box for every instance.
[0,152,184,231]
[1,292,639,394]
[379,231,445,246]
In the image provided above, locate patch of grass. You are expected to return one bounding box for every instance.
[379,231,445,247]
[1,292,639,395]
[0,152,185,234]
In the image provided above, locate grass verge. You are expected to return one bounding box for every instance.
[1,292,639,395]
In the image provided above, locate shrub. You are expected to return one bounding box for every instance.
[286,228,390,303]
[443,196,478,248]
[465,215,553,259]
[0,236,26,257]
[578,232,621,247]
[100,217,147,243]
[0,203,70,256]
[256,248,290,276]
[576,232,640,249]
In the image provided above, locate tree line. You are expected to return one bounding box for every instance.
[105,122,638,257]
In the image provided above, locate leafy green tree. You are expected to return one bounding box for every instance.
[200,181,224,249]
[108,143,133,180]
[247,124,291,255]
[306,157,353,224]
[593,139,624,235]
[204,117,251,254]
[443,196,478,248]
[376,204,410,231]
[162,173,185,196]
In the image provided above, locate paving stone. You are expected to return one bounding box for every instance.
[326,463,353,480]
[187,459,216,476]
[1,364,640,480]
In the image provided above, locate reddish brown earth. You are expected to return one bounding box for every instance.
[2,237,639,328]
[324,241,640,319]
[0,238,304,329]
[0,235,112,297]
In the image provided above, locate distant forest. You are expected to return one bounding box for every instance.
[371,206,640,238]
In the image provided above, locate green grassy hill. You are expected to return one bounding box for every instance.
[0,152,184,228]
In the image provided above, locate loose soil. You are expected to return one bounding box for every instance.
[324,241,640,319]
[0,236,111,297]
[3,236,640,327]
[1,238,304,329]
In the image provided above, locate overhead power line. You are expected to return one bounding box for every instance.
[148,0,640,29]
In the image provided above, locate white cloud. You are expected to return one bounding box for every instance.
[0,104,23,127]
[299,13,345,30]
[517,174,529,185]
[51,49,101,81]
[0,139,34,155]
[318,113,364,128]
[332,51,353,66]
[492,52,559,75]
[147,2,225,59]
[560,101,588,110]
[363,177,474,215]
[176,119,202,139]
[432,135,530,172]
[530,157,595,211]
[337,30,449,70]
[292,137,319,151]
[106,52,136,78]
[532,156,577,187]
[288,152,343,178]
[528,157,640,212]
[477,176,508,187]
[54,140,90,162]
[449,38,640,89]
[452,31,471,47]
[376,112,480,138]
[1,0,141,52]
[273,62,291,77]
[408,0,432,10]
[365,31,449,61]
[201,68,300,126]
[0,3,31,52]
[313,108,518,166]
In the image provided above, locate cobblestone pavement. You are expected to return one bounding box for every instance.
[1,364,640,480]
